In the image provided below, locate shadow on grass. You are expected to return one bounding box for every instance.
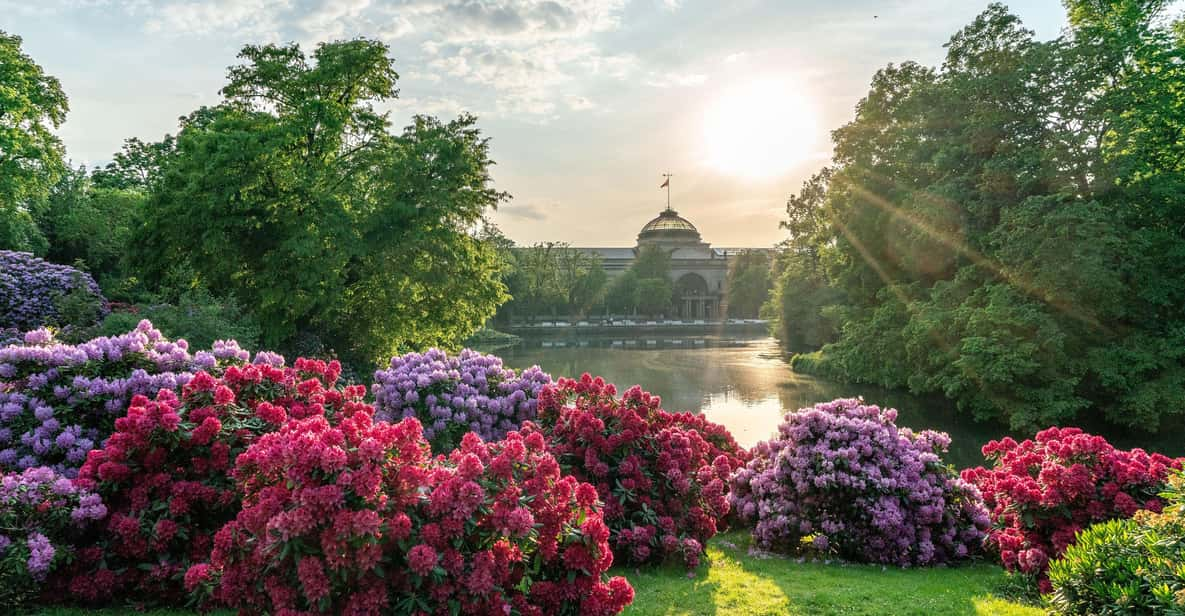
[620,531,1045,616]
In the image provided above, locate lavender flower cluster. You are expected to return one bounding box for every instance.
[372,348,552,452]
[0,320,254,476]
[1,466,106,605]
[0,251,107,331]
[729,398,991,567]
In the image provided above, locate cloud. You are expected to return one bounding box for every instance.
[498,201,552,221]
[141,0,292,39]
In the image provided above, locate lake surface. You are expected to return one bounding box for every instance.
[500,332,1184,469]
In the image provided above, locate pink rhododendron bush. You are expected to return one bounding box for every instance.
[729,398,990,567]
[961,427,1183,590]
[192,407,633,615]
[61,356,345,605]
[522,374,748,569]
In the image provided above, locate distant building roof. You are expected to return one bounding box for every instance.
[579,247,636,260]
[637,208,702,244]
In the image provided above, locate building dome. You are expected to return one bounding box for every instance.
[637,208,702,244]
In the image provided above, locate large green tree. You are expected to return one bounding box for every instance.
[725,251,771,318]
[0,31,68,254]
[774,2,1185,431]
[134,39,507,364]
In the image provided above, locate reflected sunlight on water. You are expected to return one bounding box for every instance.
[500,333,1184,469]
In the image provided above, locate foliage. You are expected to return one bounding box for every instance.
[0,251,106,332]
[0,31,68,255]
[725,251,771,319]
[197,412,633,615]
[605,245,674,317]
[35,166,147,294]
[372,348,551,453]
[768,2,1185,431]
[95,287,261,353]
[1046,509,1185,615]
[730,398,989,566]
[0,321,250,476]
[501,242,608,320]
[90,136,175,192]
[132,39,506,365]
[65,357,345,605]
[0,467,106,609]
[523,374,747,569]
[962,427,1183,591]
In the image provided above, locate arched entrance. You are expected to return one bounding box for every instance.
[674,272,715,319]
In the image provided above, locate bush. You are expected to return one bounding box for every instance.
[0,321,252,476]
[0,250,107,331]
[372,348,551,452]
[962,427,1182,591]
[523,374,747,569]
[196,408,632,615]
[730,398,990,567]
[0,466,107,609]
[63,357,348,605]
[94,287,261,352]
[1047,472,1185,614]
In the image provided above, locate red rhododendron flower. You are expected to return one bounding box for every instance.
[963,427,1183,585]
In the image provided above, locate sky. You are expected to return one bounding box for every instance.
[4,0,1074,247]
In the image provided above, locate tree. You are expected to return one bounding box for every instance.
[0,31,68,254]
[635,277,673,317]
[133,39,507,365]
[90,136,176,191]
[725,251,771,318]
[774,2,1185,431]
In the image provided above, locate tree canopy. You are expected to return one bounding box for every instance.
[0,31,68,254]
[767,2,1185,431]
[133,39,507,364]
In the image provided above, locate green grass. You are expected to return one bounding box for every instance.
[27,532,1042,616]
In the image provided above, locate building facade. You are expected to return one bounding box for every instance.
[579,207,763,320]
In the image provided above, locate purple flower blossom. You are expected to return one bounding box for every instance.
[0,321,266,475]
[0,251,107,332]
[372,348,552,452]
[729,398,989,567]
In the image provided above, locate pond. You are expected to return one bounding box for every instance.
[500,331,1185,469]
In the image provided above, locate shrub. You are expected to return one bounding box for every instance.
[962,427,1182,591]
[522,374,747,569]
[730,398,990,567]
[0,466,107,609]
[0,321,251,476]
[1047,472,1185,613]
[62,357,346,606]
[196,409,633,615]
[372,348,552,452]
[0,250,107,331]
[93,286,261,352]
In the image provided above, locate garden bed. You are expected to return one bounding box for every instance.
[28,532,1040,616]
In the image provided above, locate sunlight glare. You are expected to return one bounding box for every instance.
[701,77,819,178]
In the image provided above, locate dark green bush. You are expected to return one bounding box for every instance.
[1047,472,1185,615]
[94,287,260,351]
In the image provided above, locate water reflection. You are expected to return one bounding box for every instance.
[500,333,1184,469]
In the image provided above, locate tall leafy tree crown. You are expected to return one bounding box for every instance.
[134,38,507,364]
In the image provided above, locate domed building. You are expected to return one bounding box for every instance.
[580,206,763,320]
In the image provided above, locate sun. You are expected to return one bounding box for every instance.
[701,77,819,178]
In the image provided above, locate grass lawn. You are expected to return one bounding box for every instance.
[28,531,1042,616]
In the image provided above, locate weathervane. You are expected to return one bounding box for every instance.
[660,173,673,211]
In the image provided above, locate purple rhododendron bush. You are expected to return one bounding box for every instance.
[0,250,107,332]
[730,398,990,566]
[0,466,107,609]
[372,348,552,453]
[0,321,257,476]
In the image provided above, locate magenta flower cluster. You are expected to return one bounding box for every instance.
[0,466,107,607]
[0,321,253,476]
[730,398,990,566]
[372,348,552,451]
[0,251,107,331]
